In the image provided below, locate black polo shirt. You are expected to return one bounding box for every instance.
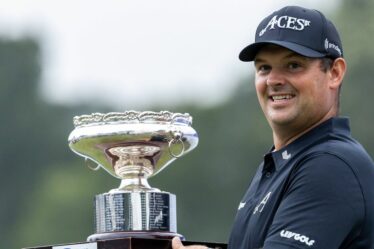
[228,117,374,249]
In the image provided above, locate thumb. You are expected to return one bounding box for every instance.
[172,237,184,249]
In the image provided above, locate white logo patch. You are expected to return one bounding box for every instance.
[259,15,311,36]
[253,192,271,214]
[238,202,246,210]
[280,230,315,247]
[282,150,291,160]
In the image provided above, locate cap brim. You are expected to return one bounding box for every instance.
[239,41,326,62]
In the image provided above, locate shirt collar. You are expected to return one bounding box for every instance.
[266,117,351,171]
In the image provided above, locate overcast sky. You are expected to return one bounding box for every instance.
[0,0,339,109]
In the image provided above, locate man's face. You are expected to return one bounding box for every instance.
[254,45,338,134]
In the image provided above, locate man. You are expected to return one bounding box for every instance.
[173,5,374,249]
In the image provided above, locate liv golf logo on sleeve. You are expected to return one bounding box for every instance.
[259,15,311,36]
[280,230,315,247]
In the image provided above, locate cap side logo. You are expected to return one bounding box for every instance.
[324,38,342,56]
[259,15,311,37]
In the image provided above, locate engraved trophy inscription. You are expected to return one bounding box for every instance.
[68,111,198,241]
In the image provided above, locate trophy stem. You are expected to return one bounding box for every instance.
[112,177,160,192]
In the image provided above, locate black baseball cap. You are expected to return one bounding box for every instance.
[239,6,343,62]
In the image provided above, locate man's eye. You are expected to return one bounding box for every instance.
[258,65,271,72]
[288,62,301,70]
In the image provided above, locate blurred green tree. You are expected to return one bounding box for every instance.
[335,0,374,151]
[0,38,74,249]
[0,38,108,249]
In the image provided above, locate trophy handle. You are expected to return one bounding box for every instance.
[168,130,185,158]
[85,157,101,171]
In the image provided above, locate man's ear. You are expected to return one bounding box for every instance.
[328,58,346,89]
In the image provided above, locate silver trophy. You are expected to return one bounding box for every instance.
[68,111,198,241]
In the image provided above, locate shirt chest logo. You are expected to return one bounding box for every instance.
[282,150,291,160]
[238,202,246,210]
[253,191,272,214]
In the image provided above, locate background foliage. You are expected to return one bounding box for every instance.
[0,1,373,248]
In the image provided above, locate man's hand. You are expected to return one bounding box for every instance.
[172,237,210,249]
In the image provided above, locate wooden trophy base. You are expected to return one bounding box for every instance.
[24,237,227,249]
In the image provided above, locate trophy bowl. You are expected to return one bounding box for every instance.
[68,111,198,241]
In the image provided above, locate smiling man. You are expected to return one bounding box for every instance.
[172,5,374,249]
[252,45,343,150]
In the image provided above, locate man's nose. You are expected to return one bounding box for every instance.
[266,68,286,86]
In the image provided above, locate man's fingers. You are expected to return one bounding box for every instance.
[172,237,184,249]
[171,237,210,249]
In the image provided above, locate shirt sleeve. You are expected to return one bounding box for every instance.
[263,153,364,249]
